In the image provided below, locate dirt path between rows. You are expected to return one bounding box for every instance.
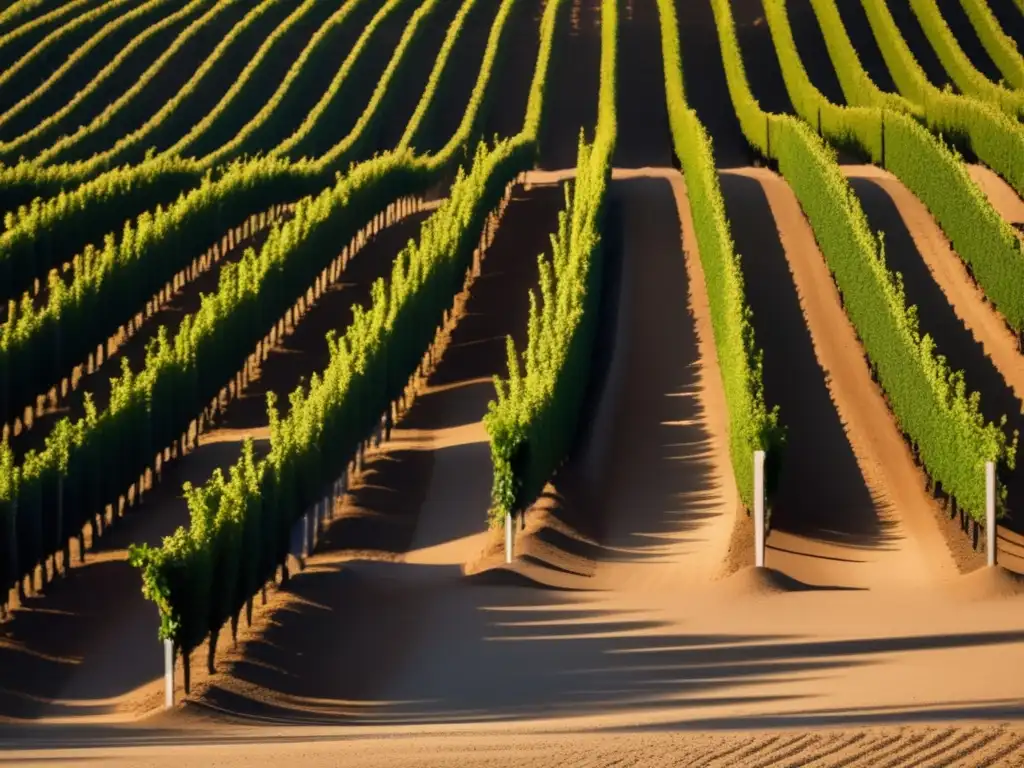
[721,166,960,588]
[0,206,433,723]
[1,169,1024,766]
[845,164,1024,572]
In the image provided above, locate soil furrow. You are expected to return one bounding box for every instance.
[538,0,601,168]
[721,166,957,587]
[0,204,432,721]
[48,0,266,163]
[846,170,1024,553]
[878,0,955,89]
[8,207,295,459]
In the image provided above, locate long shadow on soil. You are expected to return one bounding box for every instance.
[614,0,673,167]
[309,181,563,557]
[0,436,264,720]
[404,0,502,154]
[984,0,1024,52]
[932,0,1003,84]
[719,172,897,550]
[191,572,1024,727]
[538,0,601,169]
[479,0,543,144]
[787,0,849,105]
[832,0,901,94]
[879,0,956,89]
[0,211,432,721]
[676,0,754,166]
[849,177,1024,535]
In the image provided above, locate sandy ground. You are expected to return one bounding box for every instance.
[720,166,966,588]
[3,0,1024,763]
[4,169,1019,766]
[845,165,1024,569]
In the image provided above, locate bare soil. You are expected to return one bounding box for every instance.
[537,0,600,168]
[479,0,543,144]
[401,0,500,154]
[0,0,201,142]
[0,206,432,722]
[720,166,963,588]
[932,0,1003,83]
[879,0,956,89]
[846,167,1024,563]
[80,168,1024,768]
[44,0,264,163]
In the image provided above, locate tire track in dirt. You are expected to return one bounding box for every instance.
[0,206,432,722]
[846,169,1024,569]
[538,0,600,168]
[719,166,957,588]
